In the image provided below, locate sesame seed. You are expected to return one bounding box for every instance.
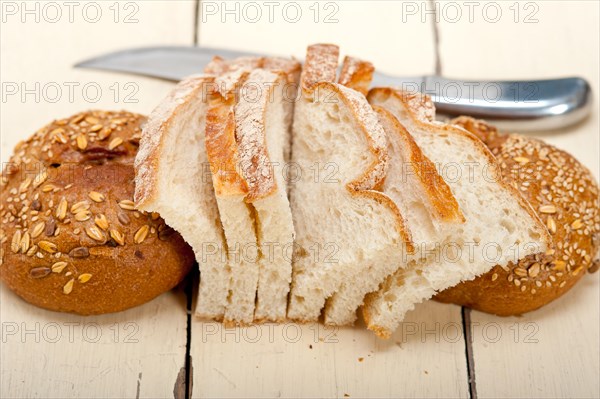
[85,116,99,124]
[559,281,566,288]
[491,273,498,281]
[110,229,125,246]
[78,273,92,283]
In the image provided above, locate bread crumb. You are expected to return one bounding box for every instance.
[358,357,364,362]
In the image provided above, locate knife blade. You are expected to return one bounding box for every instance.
[75,46,592,132]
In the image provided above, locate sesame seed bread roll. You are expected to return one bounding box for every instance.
[0,111,194,315]
[435,117,600,315]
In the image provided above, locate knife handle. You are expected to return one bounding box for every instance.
[424,76,592,132]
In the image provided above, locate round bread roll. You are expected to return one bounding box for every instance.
[0,110,194,315]
[435,117,600,316]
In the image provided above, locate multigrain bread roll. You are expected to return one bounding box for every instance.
[0,110,194,315]
[435,117,600,315]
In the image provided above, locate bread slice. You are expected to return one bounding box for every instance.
[205,69,259,324]
[323,57,465,325]
[237,68,297,321]
[134,75,231,319]
[204,57,300,322]
[362,88,552,338]
[287,44,413,322]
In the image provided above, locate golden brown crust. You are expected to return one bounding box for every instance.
[361,306,391,339]
[435,117,600,315]
[301,44,339,92]
[204,57,301,203]
[205,71,250,198]
[206,97,249,197]
[373,105,465,223]
[338,56,374,96]
[0,111,194,315]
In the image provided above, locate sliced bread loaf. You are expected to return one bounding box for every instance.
[205,69,259,324]
[362,88,551,338]
[237,68,298,321]
[134,75,231,319]
[287,44,413,322]
[204,56,300,322]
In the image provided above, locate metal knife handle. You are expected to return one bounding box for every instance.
[423,76,592,132]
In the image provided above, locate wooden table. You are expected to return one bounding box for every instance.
[1,1,598,398]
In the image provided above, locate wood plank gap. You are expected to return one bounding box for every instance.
[193,0,201,46]
[461,307,477,399]
[429,0,442,76]
[184,269,196,399]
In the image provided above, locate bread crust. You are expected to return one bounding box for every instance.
[235,69,286,202]
[373,105,465,223]
[435,117,600,315]
[368,88,551,247]
[1,111,194,315]
[301,44,340,92]
[206,71,250,197]
[338,56,375,96]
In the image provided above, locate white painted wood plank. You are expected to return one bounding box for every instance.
[193,4,468,398]
[0,287,188,398]
[438,2,600,398]
[192,301,468,399]
[197,0,436,75]
[1,2,195,398]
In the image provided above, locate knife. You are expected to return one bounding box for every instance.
[75,46,592,132]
